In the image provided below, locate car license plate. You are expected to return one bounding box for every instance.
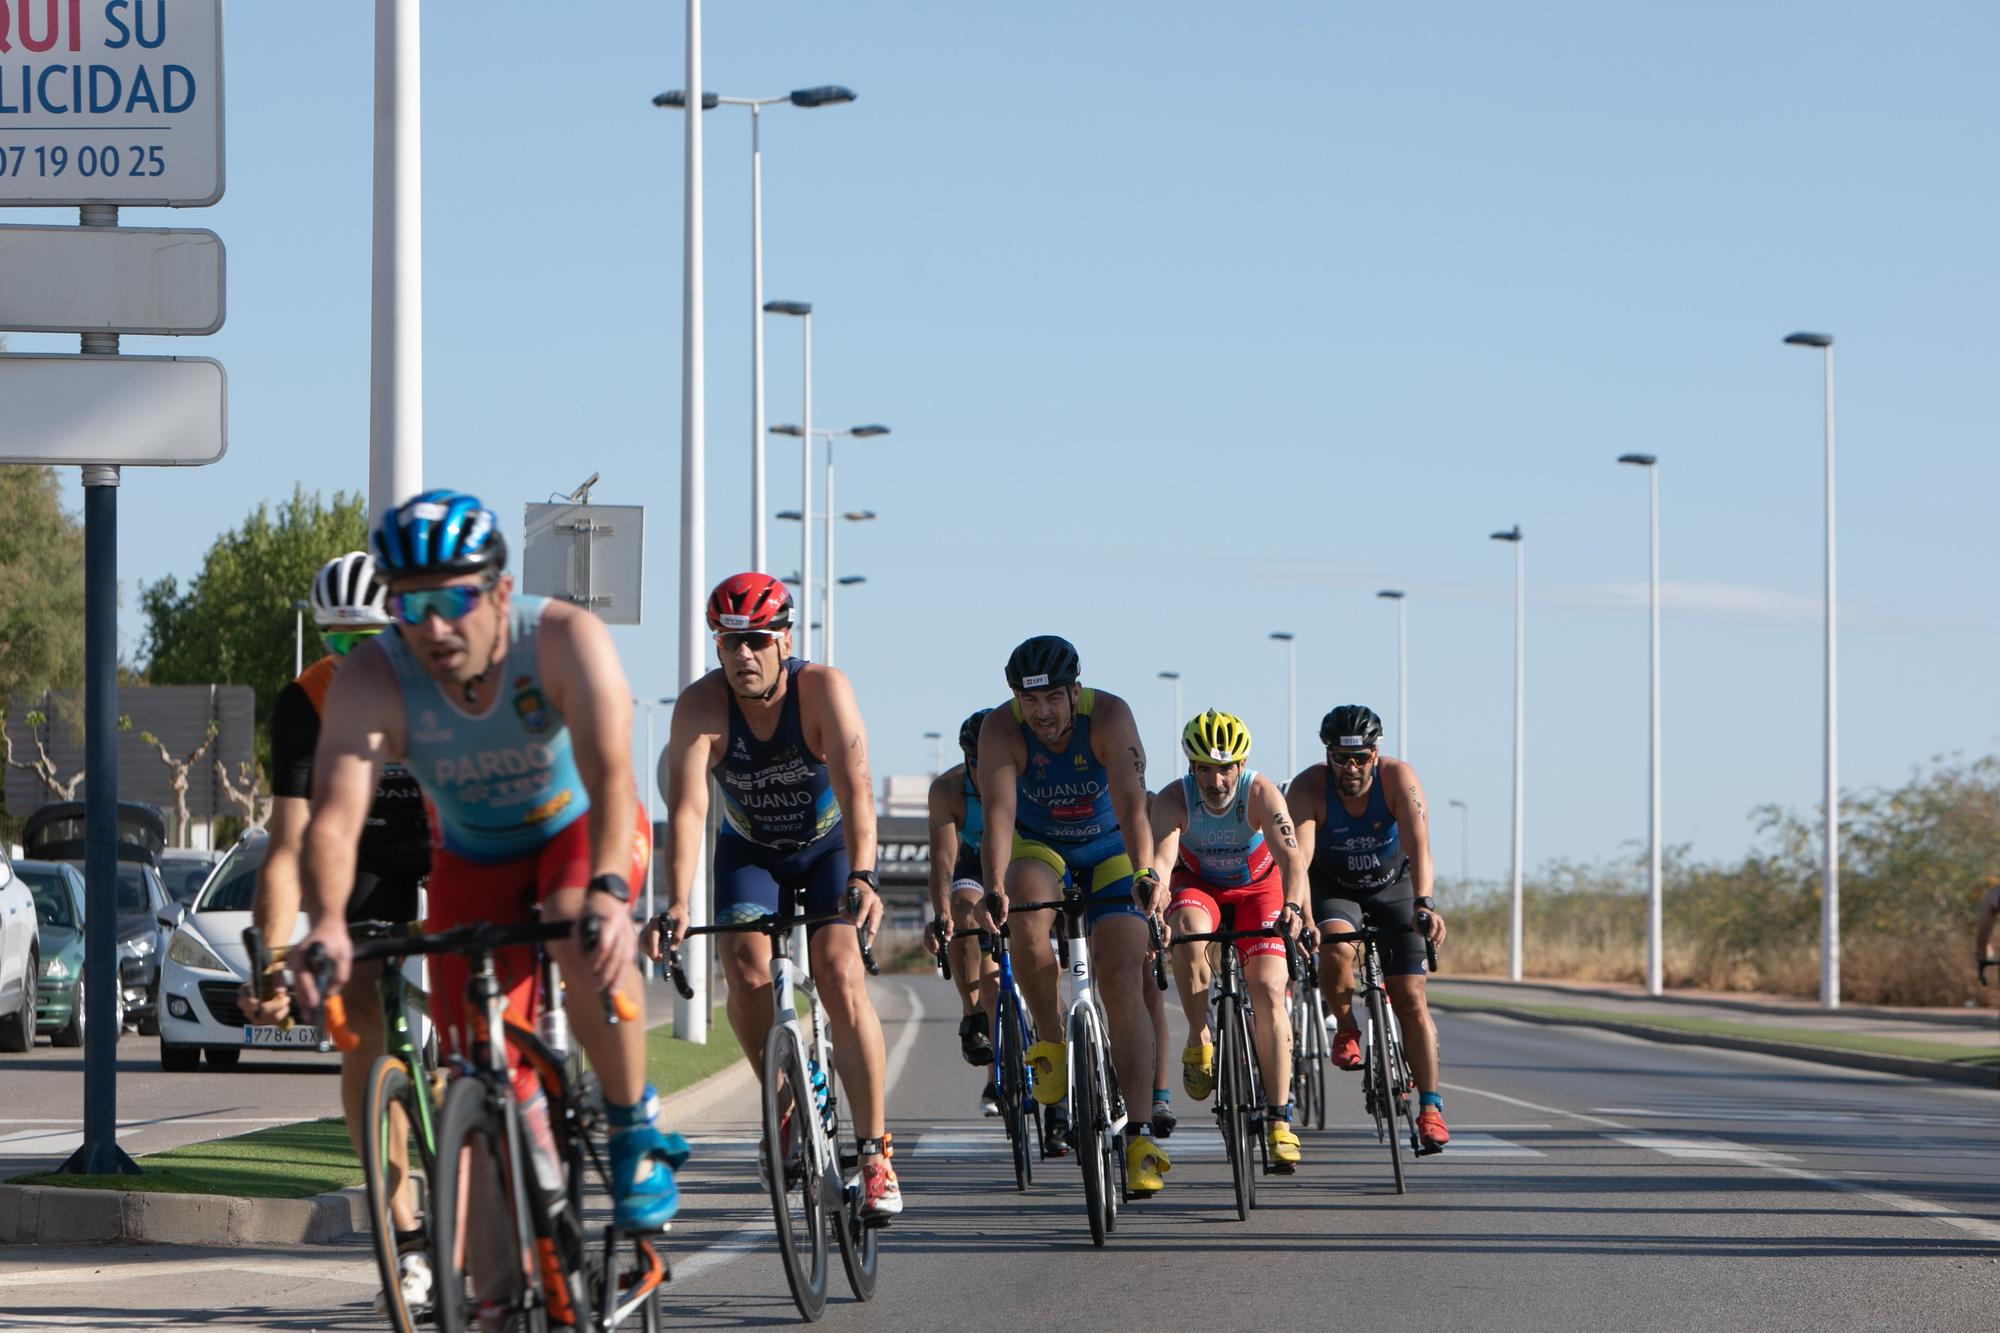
[243,1024,323,1048]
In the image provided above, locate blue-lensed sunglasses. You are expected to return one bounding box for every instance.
[391,583,487,626]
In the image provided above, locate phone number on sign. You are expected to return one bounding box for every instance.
[0,144,165,178]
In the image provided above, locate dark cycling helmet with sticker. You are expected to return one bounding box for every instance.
[372,489,506,578]
[1004,635,1080,691]
[958,708,993,760]
[1318,704,1384,751]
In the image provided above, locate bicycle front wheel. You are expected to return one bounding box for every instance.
[1365,987,1405,1195]
[1069,1009,1111,1247]
[763,1025,829,1321]
[431,1075,549,1333]
[1233,995,1262,1209]
[997,992,1033,1191]
[1216,998,1251,1222]
[363,1055,435,1333]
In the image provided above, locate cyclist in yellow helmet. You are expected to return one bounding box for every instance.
[1141,710,1311,1168]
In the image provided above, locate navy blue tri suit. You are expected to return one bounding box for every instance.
[713,658,853,927]
[1307,770,1426,976]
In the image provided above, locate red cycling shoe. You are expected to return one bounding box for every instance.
[1417,1106,1450,1151]
[1332,1026,1362,1070]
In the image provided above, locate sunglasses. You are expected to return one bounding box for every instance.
[321,628,382,657]
[1328,750,1375,769]
[715,630,780,653]
[391,582,490,626]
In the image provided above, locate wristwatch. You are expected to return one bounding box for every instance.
[588,872,632,904]
[847,869,878,890]
[1413,895,1436,911]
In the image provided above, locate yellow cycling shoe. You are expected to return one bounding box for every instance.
[1181,1043,1215,1101]
[1026,1040,1068,1105]
[1126,1135,1170,1195]
[1267,1120,1302,1171]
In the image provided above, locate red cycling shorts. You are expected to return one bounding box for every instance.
[1167,865,1287,962]
[424,805,652,1056]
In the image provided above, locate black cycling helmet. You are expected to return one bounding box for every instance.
[1319,704,1384,751]
[958,708,992,759]
[1004,635,1080,691]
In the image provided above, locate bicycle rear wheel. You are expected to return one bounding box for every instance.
[1307,992,1329,1131]
[826,1076,878,1303]
[431,1076,550,1333]
[1365,987,1405,1195]
[1070,1010,1111,1247]
[763,1025,829,1321]
[1386,1010,1424,1160]
[363,1054,434,1333]
[996,992,1033,1191]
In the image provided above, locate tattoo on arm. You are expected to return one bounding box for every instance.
[1406,786,1425,820]
[1275,814,1298,850]
[1128,745,1145,779]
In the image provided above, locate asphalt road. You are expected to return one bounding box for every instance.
[2,973,1997,1331]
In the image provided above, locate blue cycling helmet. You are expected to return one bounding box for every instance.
[372,489,507,578]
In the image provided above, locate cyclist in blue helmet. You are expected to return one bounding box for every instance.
[293,489,686,1231]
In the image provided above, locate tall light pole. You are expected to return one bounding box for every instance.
[292,600,311,677]
[1268,632,1297,779]
[774,421,885,668]
[635,694,676,976]
[923,730,944,774]
[1490,525,1524,982]
[651,84,856,573]
[369,0,423,519]
[764,301,812,655]
[1785,330,1839,1009]
[1618,453,1663,995]
[1376,590,1407,763]
[1447,798,1470,887]
[1157,671,1183,776]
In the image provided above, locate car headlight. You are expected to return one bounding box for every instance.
[119,934,156,959]
[166,928,228,973]
[44,957,70,981]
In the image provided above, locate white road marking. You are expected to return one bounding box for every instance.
[0,1254,379,1291]
[1611,1134,1799,1164]
[880,979,926,1099]
[1439,1081,1626,1129]
[0,1126,141,1155]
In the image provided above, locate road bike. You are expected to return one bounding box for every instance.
[1167,921,1301,1220]
[997,889,1167,1247]
[1324,919,1438,1195]
[658,893,882,1324]
[937,918,1043,1190]
[1290,942,1330,1133]
[246,919,442,1333]
[302,917,670,1332]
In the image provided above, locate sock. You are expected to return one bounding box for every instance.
[1267,1103,1292,1122]
[1152,1089,1171,1106]
[608,1084,662,1130]
[1420,1091,1443,1112]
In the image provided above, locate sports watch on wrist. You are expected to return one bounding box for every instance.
[1413,895,1436,911]
[588,872,632,904]
[847,869,878,890]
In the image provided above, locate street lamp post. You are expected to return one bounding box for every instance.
[773,422,886,667]
[764,301,813,655]
[1447,798,1470,887]
[1376,590,1407,763]
[652,85,856,573]
[1618,453,1663,995]
[293,600,311,676]
[1158,671,1182,777]
[1785,330,1839,1009]
[634,694,676,976]
[923,730,944,774]
[1268,633,1297,779]
[1490,526,1524,982]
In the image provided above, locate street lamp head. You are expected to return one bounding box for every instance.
[790,84,857,108]
[847,424,891,438]
[1489,526,1522,543]
[842,510,877,522]
[1268,631,1295,643]
[775,510,803,521]
[292,599,312,613]
[768,423,806,437]
[652,90,720,110]
[923,730,942,740]
[837,575,867,586]
[1158,670,1181,680]
[1617,453,1658,467]
[1376,589,1405,601]
[764,300,812,318]
[1448,798,1467,811]
[1783,331,1834,348]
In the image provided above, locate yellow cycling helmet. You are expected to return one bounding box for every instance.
[1181,709,1252,766]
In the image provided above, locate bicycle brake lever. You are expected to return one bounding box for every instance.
[860,935,881,977]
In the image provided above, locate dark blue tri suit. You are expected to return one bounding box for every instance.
[713,658,853,928]
[1307,769,1425,976]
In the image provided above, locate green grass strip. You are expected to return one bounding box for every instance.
[1428,987,2000,1068]
[18,1008,745,1197]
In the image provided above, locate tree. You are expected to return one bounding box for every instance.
[0,466,86,710]
[215,757,272,830]
[141,485,369,761]
[138,721,219,848]
[0,708,87,800]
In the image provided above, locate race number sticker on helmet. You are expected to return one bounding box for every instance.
[1022,674,1049,688]
[1339,736,1366,748]
[718,614,752,629]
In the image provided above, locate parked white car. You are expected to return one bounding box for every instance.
[0,850,39,1052]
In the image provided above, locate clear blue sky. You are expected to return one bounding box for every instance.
[33,1,2000,883]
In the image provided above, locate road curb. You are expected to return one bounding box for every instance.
[0,1056,758,1249]
[1428,995,1999,1090]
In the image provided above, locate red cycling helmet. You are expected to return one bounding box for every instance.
[706,572,793,632]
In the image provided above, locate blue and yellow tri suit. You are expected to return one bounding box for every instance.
[1009,690,1139,927]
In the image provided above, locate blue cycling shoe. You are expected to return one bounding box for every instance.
[609,1124,690,1231]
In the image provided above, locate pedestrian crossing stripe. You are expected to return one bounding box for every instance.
[1609,1134,1799,1163]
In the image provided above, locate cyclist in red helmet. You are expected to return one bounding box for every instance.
[648,573,902,1218]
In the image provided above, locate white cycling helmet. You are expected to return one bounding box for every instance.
[310,550,392,628]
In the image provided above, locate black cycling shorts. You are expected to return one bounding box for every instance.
[1308,861,1426,978]
[347,869,421,928]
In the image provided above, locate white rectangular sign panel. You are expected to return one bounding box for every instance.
[0,353,224,464]
[0,0,224,207]
[0,223,221,332]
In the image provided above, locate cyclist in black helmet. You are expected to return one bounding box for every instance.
[972,635,1172,1195]
[1288,704,1452,1152]
[925,709,1004,1116]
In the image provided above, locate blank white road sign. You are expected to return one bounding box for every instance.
[0,0,224,207]
[0,353,225,465]
[0,224,222,333]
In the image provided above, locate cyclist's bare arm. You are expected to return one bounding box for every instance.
[926,768,965,931]
[1090,691,1156,876]
[804,664,879,926]
[1288,764,1324,872]
[975,707,1025,921]
[654,675,724,954]
[1250,773,1311,916]
[1380,757,1443,941]
[245,793,309,1021]
[540,601,640,884]
[1145,783,1188,914]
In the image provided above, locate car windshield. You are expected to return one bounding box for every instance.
[114,864,154,915]
[164,863,213,903]
[195,841,268,914]
[18,868,78,930]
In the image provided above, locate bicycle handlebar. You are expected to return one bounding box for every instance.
[1322,912,1442,974]
[1167,921,1304,984]
[1146,915,1169,990]
[652,908,879,1001]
